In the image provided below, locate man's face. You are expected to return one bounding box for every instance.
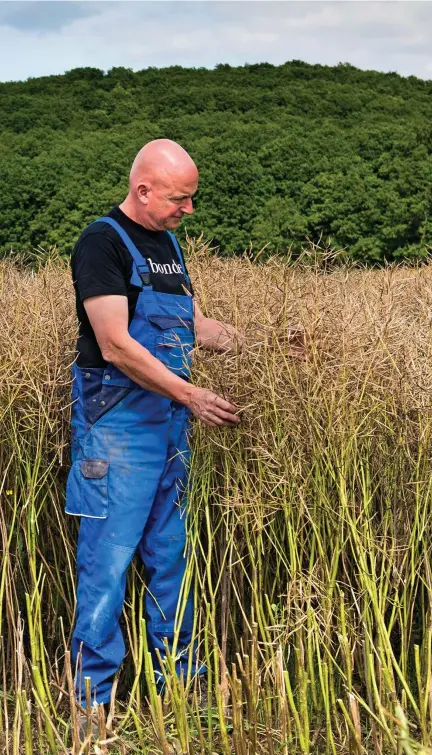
[138,168,198,231]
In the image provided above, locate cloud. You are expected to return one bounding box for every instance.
[0,1,431,83]
[0,1,100,32]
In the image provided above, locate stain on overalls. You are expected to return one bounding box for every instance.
[66,217,201,704]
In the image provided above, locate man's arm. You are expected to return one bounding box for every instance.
[194,301,306,359]
[84,295,240,428]
[194,301,245,352]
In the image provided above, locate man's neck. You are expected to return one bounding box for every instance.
[119,198,159,232]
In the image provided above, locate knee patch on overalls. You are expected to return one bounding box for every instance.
[75,536,134,647]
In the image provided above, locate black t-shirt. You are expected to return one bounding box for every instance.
[71,206,193,367]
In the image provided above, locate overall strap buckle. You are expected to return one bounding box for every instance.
[137,265,151,286]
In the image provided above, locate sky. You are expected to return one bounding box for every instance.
[0,1,431,83]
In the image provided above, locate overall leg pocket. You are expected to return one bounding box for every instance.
[66,458,109,518]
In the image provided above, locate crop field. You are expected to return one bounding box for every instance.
[2,244,432,754]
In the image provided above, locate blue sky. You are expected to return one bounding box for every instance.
[0,1,431,83]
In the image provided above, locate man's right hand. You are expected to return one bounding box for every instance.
[186,387,240,428]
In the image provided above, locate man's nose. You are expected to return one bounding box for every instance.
[181,198,194,215]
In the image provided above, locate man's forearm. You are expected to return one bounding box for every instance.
[102,334,195,405]
[196,316,245,352]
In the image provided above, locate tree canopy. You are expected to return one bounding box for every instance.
[1,60,431,262]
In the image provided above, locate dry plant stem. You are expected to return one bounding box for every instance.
[97,703,107,754]
[84,676,91,755]
[65,650,79,754]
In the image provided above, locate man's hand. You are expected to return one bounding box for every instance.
[284,325,306,360]
[186,386,240,428]
[194,301,244,353]
[252,323,306,360]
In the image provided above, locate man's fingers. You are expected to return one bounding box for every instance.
[198,412,219,427]
[213,408,240,424]
[199,409,240,427]
[203,407,236,424]
[214,396,238,414]
[190,388,241,427]
[200,414,224,427]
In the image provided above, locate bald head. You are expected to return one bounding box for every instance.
[130,139,198,188]
[120,139,199,231]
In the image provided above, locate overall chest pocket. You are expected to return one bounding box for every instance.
[148,315,194,377]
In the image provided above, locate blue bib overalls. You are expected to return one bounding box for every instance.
[66,217,199,703]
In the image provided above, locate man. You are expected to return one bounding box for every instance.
[67,139,242,707]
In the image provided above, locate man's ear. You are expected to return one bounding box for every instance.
[137,182,150,205]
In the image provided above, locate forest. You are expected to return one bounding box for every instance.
[0,60,431,262]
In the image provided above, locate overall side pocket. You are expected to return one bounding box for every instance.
[65,458,109,519]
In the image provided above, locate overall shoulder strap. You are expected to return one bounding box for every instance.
[167,232,191,284]
[93,216,150,287]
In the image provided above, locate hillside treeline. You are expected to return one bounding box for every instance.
[1,60,431,262]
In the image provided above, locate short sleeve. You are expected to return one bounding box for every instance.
[72,228,129,302]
